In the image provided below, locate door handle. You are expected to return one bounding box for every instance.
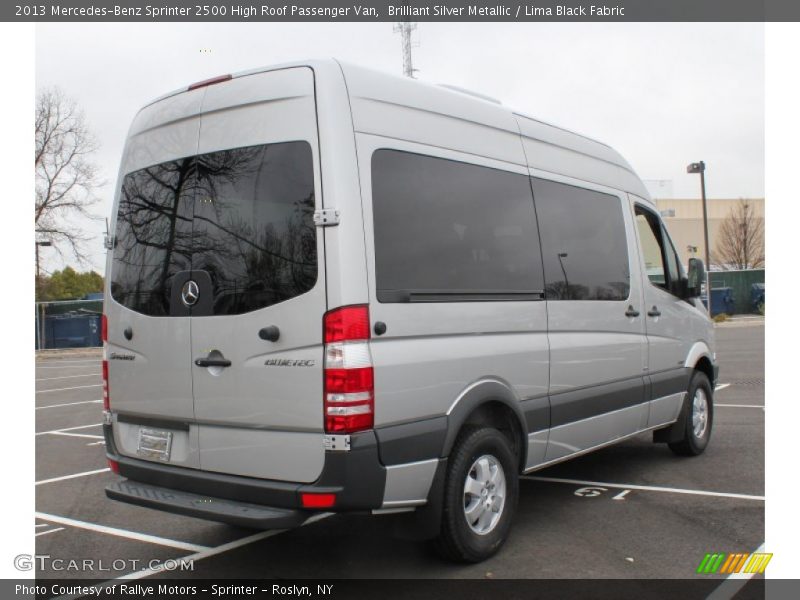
[625,306,640,318]
[194,358,232,368]
[647,306,662,317]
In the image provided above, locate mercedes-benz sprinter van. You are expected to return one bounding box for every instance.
[103,59,717,562]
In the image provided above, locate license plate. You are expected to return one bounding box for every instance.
[137,428,173,462]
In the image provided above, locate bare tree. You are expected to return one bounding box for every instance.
[35,87,102,264]
[713,199,765,270]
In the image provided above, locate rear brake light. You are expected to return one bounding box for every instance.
[324,305,370,343]
[323,305,373,433]
[188,74,232,91]
[102,359,110,411]
[300,493,336,508]
[101,313,110,410]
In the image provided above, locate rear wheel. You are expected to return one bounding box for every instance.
[669,371,714,456]
[433,426,518,562]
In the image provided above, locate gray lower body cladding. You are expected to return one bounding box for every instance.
[104,367,697,526]
[104,424,387,516]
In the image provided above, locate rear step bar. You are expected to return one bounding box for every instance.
[106,480,309,529]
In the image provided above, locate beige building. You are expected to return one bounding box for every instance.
[654,198,765,268]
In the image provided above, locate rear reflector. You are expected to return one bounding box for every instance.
[323,306,374,433]
[300,493,336,508]
[101,314,108,343]
[108,459,119,475]
[188,74,232,91]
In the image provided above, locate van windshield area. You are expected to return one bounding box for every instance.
[110,141,317,316]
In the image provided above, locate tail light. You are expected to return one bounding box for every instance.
[101,314,110,411]
[323,305,373,433]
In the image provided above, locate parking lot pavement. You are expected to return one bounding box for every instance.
[34,323,765,583]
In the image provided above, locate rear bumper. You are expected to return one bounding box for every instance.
[104,423,386,518]
[106,479,309,529]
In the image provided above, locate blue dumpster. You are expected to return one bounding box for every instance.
[701,287,736,316]
[750,283,765,313]
[43,313,102,348]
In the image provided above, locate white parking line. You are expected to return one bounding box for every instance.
[36,423,102,436]
[35,468,110,486]
[36,399,103,410]
[717,404,764,409]
[35,524,49,528]
[715,383,731,391]
[707,543,766,600]
[35,527,65,537]
[48,431,105,440]
[522,476,764,501]
[36,384,102,394]
[113,512,332,582]
[35,512,210,553]
[36,373,101,381]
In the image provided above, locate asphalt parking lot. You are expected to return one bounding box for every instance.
[35,321,764,585]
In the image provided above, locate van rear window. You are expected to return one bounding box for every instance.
[111,141,317,316]
[371,150,544,303]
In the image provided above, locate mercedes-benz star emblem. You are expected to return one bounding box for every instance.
[181,280,200,307]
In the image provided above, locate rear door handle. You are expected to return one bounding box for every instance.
[194,358,232,368]
[625,306,640,317]
[647,306,661,317]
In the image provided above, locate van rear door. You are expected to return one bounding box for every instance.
[107,91,204,469]
[189,69,327,483]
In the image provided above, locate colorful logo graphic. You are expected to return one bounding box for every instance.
[697,552,772,575]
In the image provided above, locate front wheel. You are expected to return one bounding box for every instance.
[669,371,714,456]
[433,426,519,562]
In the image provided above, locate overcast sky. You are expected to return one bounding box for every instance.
[36,22,764,273]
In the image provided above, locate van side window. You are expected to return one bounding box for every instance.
[371,150,544,303]
[635,206,682,293]
[531,178,630,301]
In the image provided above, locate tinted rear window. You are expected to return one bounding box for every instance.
[111,159,194,316]
[371,150,544,302]
[532,178,630,301]
[111,141,317,316]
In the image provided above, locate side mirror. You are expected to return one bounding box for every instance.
[684,258,705,298]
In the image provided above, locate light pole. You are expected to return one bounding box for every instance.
[35,239,52,350]
[686,161,711,311]
[35,240,52,294]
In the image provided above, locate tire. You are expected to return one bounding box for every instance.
[433,426,519,563]
[668,371,714,456]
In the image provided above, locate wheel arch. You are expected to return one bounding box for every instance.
[684,341,716,387]
[443,379,528,473]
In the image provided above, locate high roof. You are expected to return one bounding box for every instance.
[142,58,651,200]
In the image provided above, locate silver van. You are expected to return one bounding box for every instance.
[102,59,717,562]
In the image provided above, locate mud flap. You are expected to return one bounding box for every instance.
[653,396,690,444]
[391,457,448,541]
